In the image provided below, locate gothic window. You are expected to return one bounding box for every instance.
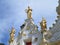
[20,24,25,29]
[34,38,38,42]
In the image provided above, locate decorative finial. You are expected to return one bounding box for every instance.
[40,17,47,31]
[9,27,15,43]
[25,6,32,19]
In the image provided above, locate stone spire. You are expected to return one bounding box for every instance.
[9,27,15,43]
[56,0,60,15]
[25,6,32,19]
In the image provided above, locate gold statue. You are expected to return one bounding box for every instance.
[25,6,32,19]
[40,17,47,30]
[9,27,15,43]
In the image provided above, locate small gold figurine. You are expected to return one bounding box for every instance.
[40,17,47,30]
[25,6,32,19]
[9,27,15,43]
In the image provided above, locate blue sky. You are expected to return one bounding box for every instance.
[0,0,58,45]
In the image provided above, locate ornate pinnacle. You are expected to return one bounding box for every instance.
[40,17,47,32]
[25,6,32,19]
[9,27,15,43]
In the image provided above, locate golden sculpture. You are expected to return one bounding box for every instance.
[40,17,47,30]
[9,27,15,43]
[40,17,48,45]
[25,6,32,19]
